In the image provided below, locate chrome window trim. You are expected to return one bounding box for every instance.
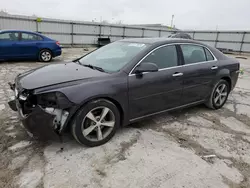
[128,43,218,76]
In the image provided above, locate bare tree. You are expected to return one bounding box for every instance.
[101,20,110,24]
[0,9,9,16]
[115,20,123,25]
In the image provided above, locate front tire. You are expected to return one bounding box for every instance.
[39,49,52,62]
[71,99,120,147]
[206,79,230,109]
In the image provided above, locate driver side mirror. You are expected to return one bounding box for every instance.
[134,62,158,74]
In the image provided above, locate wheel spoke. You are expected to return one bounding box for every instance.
[216,88,220,94]
[220,84,226,92]
[83,125,96,136]
[86,111,97,122]
[101,121,115,127]
[218,96,223,105]
[214,95,220,103]
[221,92,227,96]
[97,126,103,140]
[100,107,110,122]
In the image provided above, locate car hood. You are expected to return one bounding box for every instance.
[18,62,107,90]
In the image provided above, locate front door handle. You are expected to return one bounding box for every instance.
[211,66,218,70]
[172,72,183,77]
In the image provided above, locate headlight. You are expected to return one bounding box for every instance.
[19,94,28,101]
[36,92,73,108]
[15,88,18,97]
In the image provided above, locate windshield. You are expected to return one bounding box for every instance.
[78,41,149,72]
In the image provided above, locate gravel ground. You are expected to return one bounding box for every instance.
[0,48,250,188]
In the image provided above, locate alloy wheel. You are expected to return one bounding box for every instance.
[214,83,228,106]
[81,106,115,141]
[41,51,51,62]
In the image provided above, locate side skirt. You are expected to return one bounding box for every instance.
[129,100,205,123]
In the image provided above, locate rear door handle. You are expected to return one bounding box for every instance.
[211,66,218,70]
[172,72,183,77]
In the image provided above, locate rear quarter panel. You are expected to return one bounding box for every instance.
[208,46,240,91]
[37,34,61,57]
[216,58,240,90]
[38,40,61,55]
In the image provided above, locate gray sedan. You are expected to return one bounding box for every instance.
[8,38,240,146]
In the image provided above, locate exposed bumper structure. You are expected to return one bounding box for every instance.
[8,82,72,140]
[20,106,58,140]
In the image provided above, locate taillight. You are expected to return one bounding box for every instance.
[56,41,60,46]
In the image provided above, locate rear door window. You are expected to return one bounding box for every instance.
[0,32,19,41]
[180,44,206,64]
[21,33,43,41]
[204,48,214,61]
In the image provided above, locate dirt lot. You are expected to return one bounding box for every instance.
[1,48,250,188]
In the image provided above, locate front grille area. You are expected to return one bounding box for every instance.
[15,78,22,93]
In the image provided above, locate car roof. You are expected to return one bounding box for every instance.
[0,30,42,35]
[120,37,225,60]
[120,37,201,45]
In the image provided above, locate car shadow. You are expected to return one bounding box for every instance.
[29,104,210,149]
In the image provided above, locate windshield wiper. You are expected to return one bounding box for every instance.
[82,64,105,72]
[75,60,81,64]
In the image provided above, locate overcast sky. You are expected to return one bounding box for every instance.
[1,0,249,30]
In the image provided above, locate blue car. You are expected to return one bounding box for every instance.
[0,30,62,62]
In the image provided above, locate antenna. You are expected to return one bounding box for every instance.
[171,15,174,28]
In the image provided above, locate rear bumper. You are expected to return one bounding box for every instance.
[231,71,240,90]
[53,49,62,57]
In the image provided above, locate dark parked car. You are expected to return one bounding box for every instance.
[8,38,240,146]
[168,33,192,39]
[0,30,61,62]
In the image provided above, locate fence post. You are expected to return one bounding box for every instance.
[142,28,144,38]
[215,32,219,48]
[36,21,38,33]
[99,24,102,37]
[123,27,125,39]
[192,31,195,39]
[159,30,161,37]
[71,22,74,46]
[239,32,246,54]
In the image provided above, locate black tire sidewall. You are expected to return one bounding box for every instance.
[72,99,120,147]
[39,49,52,62]
[211,80,230,109]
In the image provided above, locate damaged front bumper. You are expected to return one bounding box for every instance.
[8,82,73,140]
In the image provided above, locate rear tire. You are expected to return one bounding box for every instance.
[39,49,52,62]
[205,79,230,109]
[71,99,120,147]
